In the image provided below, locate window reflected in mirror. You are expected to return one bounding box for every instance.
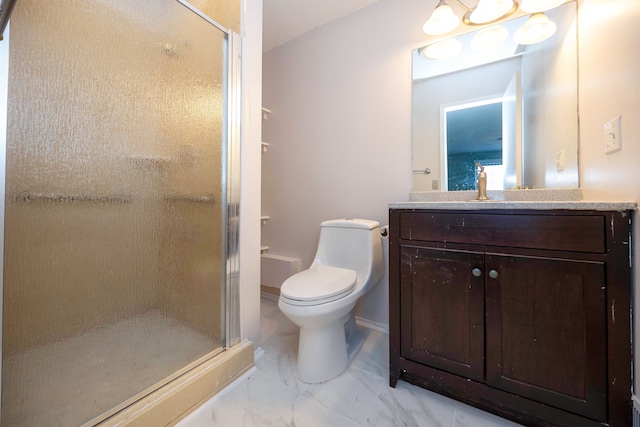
[444,100,503,191]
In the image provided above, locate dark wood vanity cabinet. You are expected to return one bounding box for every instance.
[389,209,632,427]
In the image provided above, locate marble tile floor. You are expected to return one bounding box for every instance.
[179,297,523,427]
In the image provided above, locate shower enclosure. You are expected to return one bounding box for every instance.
[0,0,240,425]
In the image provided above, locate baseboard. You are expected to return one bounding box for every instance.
[356,316,389,335]
[254,346,266,364]
[260,288,279,302]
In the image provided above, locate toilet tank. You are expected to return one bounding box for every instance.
[312,219,383,291]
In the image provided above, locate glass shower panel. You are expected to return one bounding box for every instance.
[2,1,228,425]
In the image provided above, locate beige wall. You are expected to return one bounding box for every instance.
[576,0,640,391]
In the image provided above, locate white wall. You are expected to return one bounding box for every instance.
[240,0,263,347]
[262,0,429,326]
[576,0,640,391]
[263,0,639,336]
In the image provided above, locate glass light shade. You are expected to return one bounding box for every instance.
[423,3,460,35]
[469,0,516,24]
[421,38,463,60]
[520,0,566,13]
[471,25,509,50]
[514,12,557,45]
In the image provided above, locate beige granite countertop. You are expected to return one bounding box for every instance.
[393,189,637,211]
[390,200,637,211]
[409,188,584,202]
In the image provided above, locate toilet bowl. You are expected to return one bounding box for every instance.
[278,218,384,383]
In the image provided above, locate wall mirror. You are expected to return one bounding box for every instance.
[412,1,578,192]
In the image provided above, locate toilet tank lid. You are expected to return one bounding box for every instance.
[320,218,379,230]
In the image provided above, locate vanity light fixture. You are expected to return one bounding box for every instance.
[513,12,557,45]
[421,0,566,58]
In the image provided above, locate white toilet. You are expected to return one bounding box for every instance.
[278,218,384,383]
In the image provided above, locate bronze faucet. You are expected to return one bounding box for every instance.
[475,163,489,201]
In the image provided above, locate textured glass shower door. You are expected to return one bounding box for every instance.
[1,1,232,425]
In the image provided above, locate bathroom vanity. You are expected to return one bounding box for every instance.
[388,202,635,427]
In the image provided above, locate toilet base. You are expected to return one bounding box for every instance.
[345,314,365,361]
[296,314,364,384]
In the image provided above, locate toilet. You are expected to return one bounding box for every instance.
[278,218,384,383]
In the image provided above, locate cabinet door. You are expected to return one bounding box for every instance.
[485,254,607,422]
[400,245,485,380]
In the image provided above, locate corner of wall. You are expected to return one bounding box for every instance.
[239,0,263,348]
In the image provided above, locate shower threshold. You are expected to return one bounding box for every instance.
[2,309,221,427]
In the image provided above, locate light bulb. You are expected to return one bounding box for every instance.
[471,25,509,50]
[514,13,557,45]
[423,2,460,35]
[469,0,517,24]
[421,38,463,60]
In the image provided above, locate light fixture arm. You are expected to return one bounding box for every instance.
[445,0,476,13]
[437,0,519,26]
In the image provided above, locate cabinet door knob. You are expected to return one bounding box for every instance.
[472,268,482,277]
[489,270,499,279]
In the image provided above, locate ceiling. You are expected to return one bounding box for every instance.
[262,0,382,52]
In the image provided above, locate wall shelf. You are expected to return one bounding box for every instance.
[261,107,272,254]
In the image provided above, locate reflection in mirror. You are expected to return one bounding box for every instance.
[412,1,578,192]
[445,100,503,191]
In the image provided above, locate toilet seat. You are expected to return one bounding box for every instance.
[280,265,357,306]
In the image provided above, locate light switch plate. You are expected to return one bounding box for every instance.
[604,116,622,154]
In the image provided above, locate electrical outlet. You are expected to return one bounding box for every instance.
[432,180,439,190]
[604,116,622,154]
